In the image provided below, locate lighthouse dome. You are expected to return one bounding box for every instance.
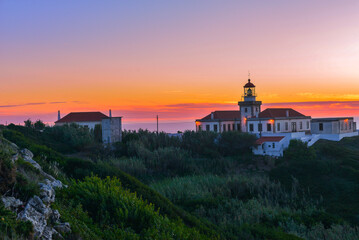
[244,79,255,88]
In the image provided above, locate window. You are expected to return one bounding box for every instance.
[277,123,280,131]
[237,124,241,131]
[307,121,310,129]
[285,122,289,131]
[198,125,202,131]
[245,108,248,113]
[223,124,226,132]
[349,122,352,130]
[214,124,218,132]
[300,121,303,130]
[267,123,271,131]
[206,125,210,131]
[345,122,348,130]
[84,125,89,128]
[272,143,275,148]
[228,124,231,131]
[256,107,259,112]
[319,123,323,131]
[249,124,254,132]
[341,122,344,130]
[258,123,262,131]
[232,124,235,131]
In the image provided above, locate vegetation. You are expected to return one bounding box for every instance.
[1,124,359,239]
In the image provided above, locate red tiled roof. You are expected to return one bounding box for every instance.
[55,112,108,123]
[200,111,241,121]
[244,79,255,88]
[258,108,306,118]
[255,136,285,145]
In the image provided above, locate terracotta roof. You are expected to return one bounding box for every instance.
[258,108,306,118]
[255,136,285,145]
[244,79,255,88]
[55,112,108,123]
[199,111,241,121]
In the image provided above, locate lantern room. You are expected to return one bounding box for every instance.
[243,79,256,97]
[242,79,257,102]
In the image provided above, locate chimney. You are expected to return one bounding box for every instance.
[286,110,289,117]
[57,110,61,121]
[109,109,112,118]
[211,112,214,120]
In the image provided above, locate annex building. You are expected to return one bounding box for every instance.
[55,110,122,144]
[196,78,358,157]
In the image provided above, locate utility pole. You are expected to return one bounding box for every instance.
[156,115,159,135]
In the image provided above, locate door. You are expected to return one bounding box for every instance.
[291,122,297,132]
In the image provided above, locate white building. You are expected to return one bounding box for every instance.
[195,78,358,157]
[253,136,285,157]
[195,111,241,132]
[311,117,358,141]
[55,110,122,144]
[55,111,108,130]
[246,108,311,135]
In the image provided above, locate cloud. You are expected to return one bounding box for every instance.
[0,102,46,108]
[0,101,82,108]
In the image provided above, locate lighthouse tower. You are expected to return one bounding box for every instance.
[238,79,262,132]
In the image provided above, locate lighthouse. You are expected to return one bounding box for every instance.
[238,78,262,132]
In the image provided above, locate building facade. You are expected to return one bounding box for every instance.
[55,110,122,144]
[195,111,241,132]
[102,117,122,144]
[253,136,285,157]
[195,78,358,157]
[55,111,108,130]
[311,117,358,141]
[246,108,311,135]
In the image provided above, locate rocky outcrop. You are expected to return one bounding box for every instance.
[2,147,71,240]
[1,196,23,210]
[20,148,42,170]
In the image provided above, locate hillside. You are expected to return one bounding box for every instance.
[1,124,359,239]
[0,126,218,239]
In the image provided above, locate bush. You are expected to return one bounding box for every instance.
[60,176,216,240]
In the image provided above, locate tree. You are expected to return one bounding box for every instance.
[34,120,45,130]
[94,124,102,143]
[24,119,32,128]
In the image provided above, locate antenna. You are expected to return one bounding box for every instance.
[248,70,250,79]
[156,115,159,135]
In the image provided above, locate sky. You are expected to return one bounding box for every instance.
[0,0,359,132]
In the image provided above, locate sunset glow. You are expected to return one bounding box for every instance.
[1,1,359,132]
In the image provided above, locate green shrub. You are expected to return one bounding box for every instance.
[59,176,216,240]
[0,203,33,239]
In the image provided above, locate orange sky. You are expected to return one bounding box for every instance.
[0,1,359,131]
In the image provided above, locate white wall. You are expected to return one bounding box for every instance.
[253,140,285,157]
[196,120,241,132]
[247,118,310,134]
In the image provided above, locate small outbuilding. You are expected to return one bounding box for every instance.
[253,136,286,157]
[311,117,358,141]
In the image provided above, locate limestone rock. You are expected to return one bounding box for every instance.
[20,148,34,159]
[39,181,56,205]
[11,153,19,164]
[54,222,71,235]
[41,226,54,240]
[20,148,42,170]
[18,196,48,238]
[51,209,61,224]
[51,180,63,189]
[1,196,23,210]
